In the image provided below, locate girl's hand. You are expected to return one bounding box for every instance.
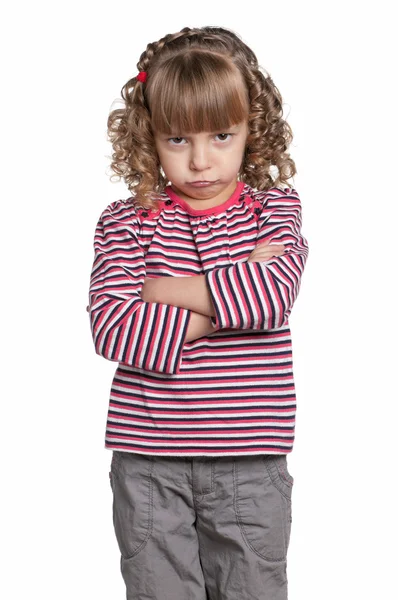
[140,277,158,303]
[247,241,286,263]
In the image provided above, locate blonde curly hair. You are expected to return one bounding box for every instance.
[107,26,297,210]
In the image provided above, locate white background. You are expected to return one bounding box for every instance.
[2,1,397,598]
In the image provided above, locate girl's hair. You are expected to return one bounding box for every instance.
[107,26,297,210]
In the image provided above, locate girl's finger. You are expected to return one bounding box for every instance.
[249,253,284,263]
[252,247,285,256]
[257,241,285,248]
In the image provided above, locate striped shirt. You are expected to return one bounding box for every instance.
[88,180,309,456]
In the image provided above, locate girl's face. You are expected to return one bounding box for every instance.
[153,120,249,208]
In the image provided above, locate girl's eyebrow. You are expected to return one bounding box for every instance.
[168,125,241,137]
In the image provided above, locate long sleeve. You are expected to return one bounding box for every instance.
[88,200,192,374]
[205,187,309,330]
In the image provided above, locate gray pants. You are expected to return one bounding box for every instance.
[109,451,294,600]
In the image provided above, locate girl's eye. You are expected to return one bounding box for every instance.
[215,133,232,142]
[168,137,186,145]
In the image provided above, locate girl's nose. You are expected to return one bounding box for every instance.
[189,145,211,171]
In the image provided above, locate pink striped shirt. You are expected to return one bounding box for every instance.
[88,181,309,456]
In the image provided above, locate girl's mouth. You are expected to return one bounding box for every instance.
[188,180,218,187]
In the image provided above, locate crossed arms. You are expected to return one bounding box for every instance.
[88,189,309,374]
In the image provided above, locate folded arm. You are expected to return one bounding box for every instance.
[88,201,193,375]
[144,188,309,331]
[141,274,217,318]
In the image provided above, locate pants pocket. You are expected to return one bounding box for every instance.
[109,451,154,559]
[263,454,294,551]
[234,455,293,562]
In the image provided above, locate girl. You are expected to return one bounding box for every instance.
[88,25,309,600]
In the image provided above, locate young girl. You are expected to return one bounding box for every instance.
[88,25,309,600]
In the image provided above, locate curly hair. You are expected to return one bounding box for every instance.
[107,26,297,210]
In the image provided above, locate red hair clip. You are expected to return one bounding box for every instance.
[137,71,147,83]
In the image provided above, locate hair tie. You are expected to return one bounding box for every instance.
[137,71,147,83]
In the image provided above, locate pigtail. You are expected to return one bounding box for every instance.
[242,69,296,191]
[107,71,164,211]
